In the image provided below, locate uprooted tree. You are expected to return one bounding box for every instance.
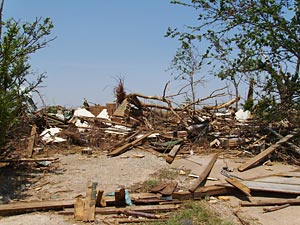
[166,0,300,122]
[0,0,55,147]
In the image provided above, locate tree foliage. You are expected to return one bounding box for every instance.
[0,1,55,146]
[167,0,300,121]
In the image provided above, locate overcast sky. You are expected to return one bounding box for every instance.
[4,0,235,108]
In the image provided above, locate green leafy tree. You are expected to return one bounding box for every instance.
[0,0,55,146]
[169,43,206,113]
[167,0,300,121]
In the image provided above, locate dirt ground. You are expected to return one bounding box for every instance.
[0,147,299,225]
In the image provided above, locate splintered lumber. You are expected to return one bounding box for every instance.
[109,129,143,151]
[241,198,300,207]
[115,188,126,207]
[189,153,218,193]
[166,144,182,164]
[263,204,290,213]
[159,181,178,196]
[150,183,168,193]
[108,131,155,157]
[0,199,74,216]
[59,204,180,215]
[238,133,296,172]
[27,124,37,158]
[225,177,251,197]
[82,182,98,222]
[173,185,233,200]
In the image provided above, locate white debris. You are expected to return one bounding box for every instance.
[40,127,66,143]
[73,108,95,118]
[97,108,110,120]
[235,109,252,121]
[75,119,90,132]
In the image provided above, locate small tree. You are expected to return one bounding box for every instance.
[169,43,206,114]
[0,0,55,146]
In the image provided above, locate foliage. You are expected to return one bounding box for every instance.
[146,201,233,225]
[167,0,300,121]
[169,43,206,112]
[114,76,126,105]
[0,14,54,146]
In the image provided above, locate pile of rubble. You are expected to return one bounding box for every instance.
[1,91,300,224]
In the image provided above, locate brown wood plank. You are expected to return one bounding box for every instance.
[59,204,180,215]
[0,200,74,216]
[166,144,182,164]
[27,124,37,158]
[225,177,251,197]
[238,133,296,172]
[189,153,218,193]
[241,198,300,207]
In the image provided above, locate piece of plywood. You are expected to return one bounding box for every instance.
[74,197,85,220]
[238,133,296,172]
[223,180,300,195]
[253,176,300,185]
[189,153,218,192]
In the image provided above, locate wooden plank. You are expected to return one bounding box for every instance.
[0,200,74,216]
[159,181,177,196]
[225,177,251,197]
[0,157,59,163]
[27,124,37,158]
[241,198,300,207]
[115,188,126,207]
[189,153,218,193]
[59,204,180,215]
[173,185,233,200]
[273,172,300,178]
[166,144,182,164]
[238,133,296,172]
[108,131,155,157]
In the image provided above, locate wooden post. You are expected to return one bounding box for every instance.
[115,187,126,207]
[27,124,37,158]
